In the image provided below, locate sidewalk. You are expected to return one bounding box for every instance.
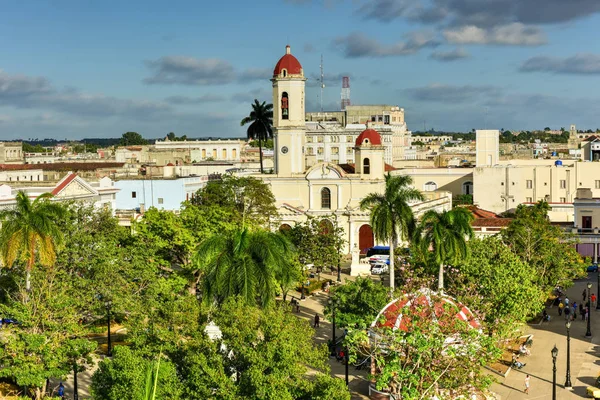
[490,273,600,399]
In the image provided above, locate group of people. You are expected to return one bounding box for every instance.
[555,290,596,321]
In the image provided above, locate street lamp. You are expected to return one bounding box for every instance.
[73,362,79,400]
[565,321,572,389]
[596,270,600,310]
[328,297,339,354]
[105,300,112,357]
[586,282,593,337]
[345,347,349,386]
[551,345,558,400]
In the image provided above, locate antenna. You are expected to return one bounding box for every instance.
[341,76,350,111]
[320,54,325,114]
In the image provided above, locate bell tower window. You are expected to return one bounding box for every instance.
[282,69,287,77]
[282,92,289,120]
[363,158,370,174]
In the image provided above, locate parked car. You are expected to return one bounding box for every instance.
[587,264,599,272]
[371,263,388,275]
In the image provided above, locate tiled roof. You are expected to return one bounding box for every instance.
[337,163,396,174]
[471,218,512,227]
[0,162,124,171]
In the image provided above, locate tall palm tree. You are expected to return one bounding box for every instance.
[240,99,273,174]
[0,191,66,294]
[360,174,424,291]
[194,227,296,307]
[413,207,474,292]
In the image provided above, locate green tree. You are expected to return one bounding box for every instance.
[448,237,547,337]
[240,99,273,173]
[212,298,350,399]
[194,228,297,307]
[191,175,277,228]
[413,207,474,291]
[323,277,389,329]
[360,174,424,290]
[0,191,66,295]
[282,216,345,275]
[120,131,148,146]
[91,346,182,400]
[501,201,584,292]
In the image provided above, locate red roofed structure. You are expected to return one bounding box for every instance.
[355,128,382,147]
[371,289,481,332]
[273,45,303,77]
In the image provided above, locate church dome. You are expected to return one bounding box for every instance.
[355,128,382,147]
[371,288,481,332]
[273,45,303,77]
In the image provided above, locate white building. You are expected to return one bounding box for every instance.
[0,168,44,182]
[154,138,243,162]
[0,173,119,212]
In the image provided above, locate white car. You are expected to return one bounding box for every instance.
[371,263,388,275]
[369,255,390,265]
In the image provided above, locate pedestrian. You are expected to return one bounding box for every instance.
[524,374,530,394]
[592,293,597,307]
[583,289,587,303]
[565,297,570,306]
[558,301,564,316]
[573,303,578,320]
[58,382,65,399]
[586,306,589,321]
[314,313,320,328]
[564,306,571,321]
[580,303,585,318]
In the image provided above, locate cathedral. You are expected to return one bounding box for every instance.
[258,46,451,275]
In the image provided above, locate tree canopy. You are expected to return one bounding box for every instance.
[120,131,148,146]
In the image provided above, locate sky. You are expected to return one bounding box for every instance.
[1,0,600,140]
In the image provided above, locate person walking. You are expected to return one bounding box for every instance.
[524,374,530,394]
[592,293,597,307]
[558,301,564,316]
[314,313,320,328]
[564,306,571,321]
[57,382,65,399]
[580,303,585,320]
[565,297,570,306]
[583,289,587,303]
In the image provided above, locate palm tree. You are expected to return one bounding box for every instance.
[413,207,474,292]
[360,174,424,291]
[0,191,66,295]
[194,227,296,307]
[240,99,273,174]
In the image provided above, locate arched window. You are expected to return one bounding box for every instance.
[363,158,370,174]
[462,181,473,195]
[282,69,287,77]
[321,187,331,209]
[281,92,289,120]
[423,181,437,191]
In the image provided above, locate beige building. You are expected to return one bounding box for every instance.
[475,130,500,166]
[0,168,44,182]
[255,46,451,275]
[0,142,24,164]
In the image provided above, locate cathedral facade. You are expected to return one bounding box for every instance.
[256,46,451,275]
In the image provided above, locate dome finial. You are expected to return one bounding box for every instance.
[286,45,291,55]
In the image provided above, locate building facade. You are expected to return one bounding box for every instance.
[256,46,451,275]
[0,142,24,164]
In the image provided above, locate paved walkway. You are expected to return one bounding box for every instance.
[490,273,600,399]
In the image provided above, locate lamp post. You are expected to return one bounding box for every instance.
[345,347,349,386]
[105,300,112,357]
[336,242,342,283]
[551,345,558,400]
[73,362,79,400]
[328,298,338,344]
[597,270,600,310]
[565,321,572,389]
[586,282,593,337]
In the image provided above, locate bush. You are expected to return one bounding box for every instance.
[296,278,324,295]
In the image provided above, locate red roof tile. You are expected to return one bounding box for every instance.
[51,173,77,196]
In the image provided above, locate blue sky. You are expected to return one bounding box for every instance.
[1,0,600,140]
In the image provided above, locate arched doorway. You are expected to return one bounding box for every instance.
[279,223,292,232]
[319,219,334,235]
[358,224,374,255]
